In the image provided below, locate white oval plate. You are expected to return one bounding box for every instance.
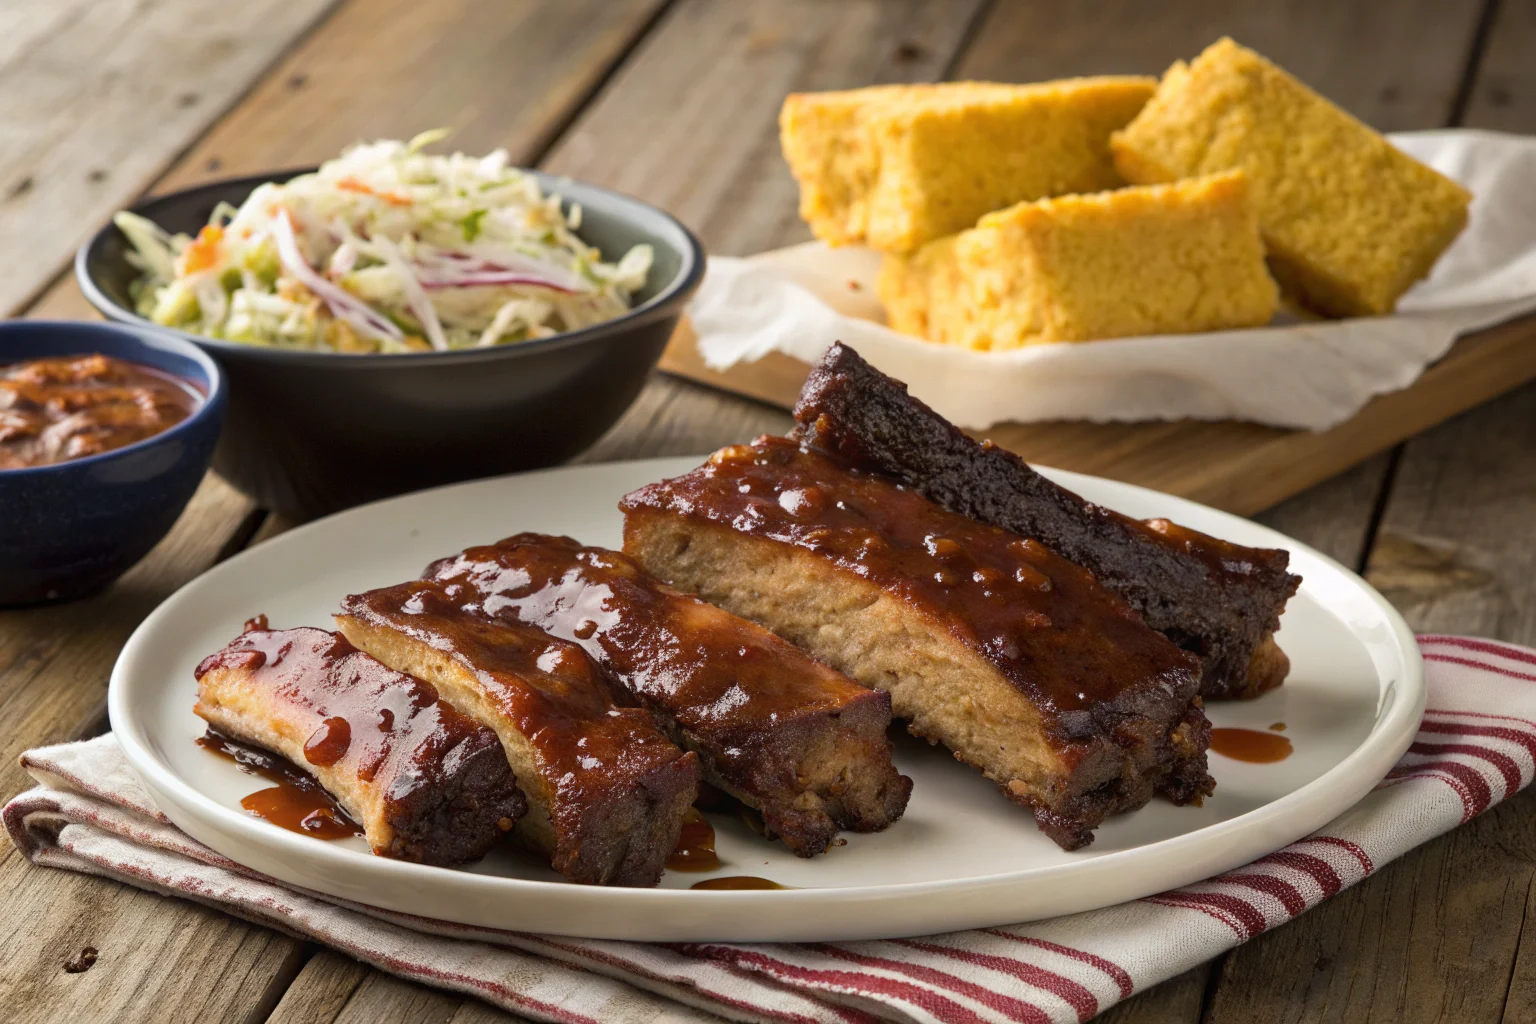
[110,457,1423,942]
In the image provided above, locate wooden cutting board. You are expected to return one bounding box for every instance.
[660,312,1536,518]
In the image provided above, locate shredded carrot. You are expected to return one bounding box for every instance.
[180,224,224,274]
[337,176,412,206]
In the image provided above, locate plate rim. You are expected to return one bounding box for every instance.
[108,456,1425,940]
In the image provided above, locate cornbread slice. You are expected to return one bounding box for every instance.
[793,343,1302,700]
[426,533,912,857]
[1110,38,1471,317]
[621,436,1213,851]
[880,170,1277,348]
[780,77,1155,253]
[337,580,700,887]
[194,627,526,866]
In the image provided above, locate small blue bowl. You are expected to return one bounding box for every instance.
[0,321,226,605]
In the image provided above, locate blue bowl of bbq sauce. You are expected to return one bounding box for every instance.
[0,320,225,605]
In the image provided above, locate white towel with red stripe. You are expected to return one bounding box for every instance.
[6,634,1534,1024]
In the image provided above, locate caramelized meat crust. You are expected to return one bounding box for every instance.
[425,533,912,856]
[621,436,1212,850]
[194,627,525,866]
[336,580,699,887]
[792,342,1301,700]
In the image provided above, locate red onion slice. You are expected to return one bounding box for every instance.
[270,210,402,345]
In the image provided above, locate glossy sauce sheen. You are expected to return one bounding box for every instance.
[667,807,720,871]
[623,436,1200,713]
[199,730,363,840]
[426,534,873,732]
[0,354,199,470]
[339,582,690,825]
[690,876,787,890]
[1209,727,1294,763]
[195,627,497,799]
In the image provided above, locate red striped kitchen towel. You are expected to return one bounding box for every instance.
[6,634,1534,1024]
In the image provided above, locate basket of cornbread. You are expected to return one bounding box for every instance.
[683,38,1536,432]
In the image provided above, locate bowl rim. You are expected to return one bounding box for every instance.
[75,166,706,366]
[0,319,227,479]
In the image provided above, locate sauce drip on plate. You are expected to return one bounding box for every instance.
[667,807,720,871]
[1209,727,1293,764]
[199,729,363,840]
[691,876,788,890]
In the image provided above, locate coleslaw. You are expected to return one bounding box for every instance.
[115,131,654,353]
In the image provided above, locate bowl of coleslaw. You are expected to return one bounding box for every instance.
[77,133,704,520]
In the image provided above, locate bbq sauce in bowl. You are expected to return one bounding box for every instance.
[0,354,200,471]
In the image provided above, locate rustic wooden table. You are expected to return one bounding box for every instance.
[3,1,1534,1021]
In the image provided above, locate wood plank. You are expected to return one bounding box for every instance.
[330,972,465,1024]
[0,0,338,318]
[0,865,304,1024]
[267,952,367,1024]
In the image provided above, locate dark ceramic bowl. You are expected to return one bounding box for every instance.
[0,321,226,605]
[78,168,705,521]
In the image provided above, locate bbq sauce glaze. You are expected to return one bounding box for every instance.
[338,581,696,829]
[194,626,526,859]
[425,533,875,735]
[622,436,1201,715]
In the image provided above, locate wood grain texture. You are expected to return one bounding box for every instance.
[329,972,466,1024]
[0,0,338,318]
[0,866,304,1024]
[266,951,368,1024]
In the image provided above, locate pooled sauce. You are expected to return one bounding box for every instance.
[666,807,719,871]
[1269,722,1287,732]
[0,354,199,470]
[239,784,363,840]
[690,876,787,890]
[1209,727,1293,764]
[198,729,363,840]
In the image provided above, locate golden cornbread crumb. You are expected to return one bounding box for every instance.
[1110,38,1471,317]
[879,171,1278,348]
[780,78,1156,254]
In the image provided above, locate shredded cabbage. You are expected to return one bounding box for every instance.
[115,131,653,353]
